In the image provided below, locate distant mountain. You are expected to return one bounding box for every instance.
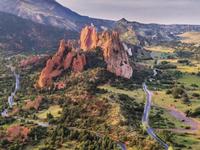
[114,18,200,45]
[0,0,114,31]
[1,0,200,54]
[0,11,78,54]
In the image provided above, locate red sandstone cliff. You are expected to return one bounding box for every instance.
[80,26,133,78]
[80,26,98,51]
[98,31,133,79]
[37,26,133,88]
[37,40,86,88]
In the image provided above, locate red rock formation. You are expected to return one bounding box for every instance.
[80,26,133,79]
[20,55,48,68]
[24,96,43,110]
[54,81,66,90]
[80,26,98,51]
[72,53,87,72]
[37,40,86,88]
[7,125,30,142]
[37,26,133,88]
[20,56,40,67]
[98,31,133,79]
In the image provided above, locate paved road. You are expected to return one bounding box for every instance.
[142,70,170,150]
[1,65,20,117]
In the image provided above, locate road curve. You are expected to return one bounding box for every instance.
[142,72,170,150]
[1,65,20,117]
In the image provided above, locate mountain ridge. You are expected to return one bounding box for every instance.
[0,0,114,31]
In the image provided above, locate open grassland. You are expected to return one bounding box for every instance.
[98,85,145,103]
[153,91,200,115]
[145,46,174,53]
[177,65,200,73]
[179,32,200,44]
[99,85,189,129]
[178,74,200,87]
[159,59,200,73]
[36,105,62,119]
[171,133,200,150]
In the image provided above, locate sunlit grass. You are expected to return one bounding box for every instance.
[179,32,200,44]
[178,74,200,87]
[145,46,174,53]
[36,105,62,119]
[153,91,200,115]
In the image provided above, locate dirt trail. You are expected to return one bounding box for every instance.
[168,107,200,132]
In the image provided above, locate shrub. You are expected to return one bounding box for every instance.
[166,90,172,94]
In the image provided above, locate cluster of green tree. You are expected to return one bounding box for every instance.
[177,59,191,65]
[166,86,190,104]
[117,94,144,128]
[150,108,176,129]
[0,117,15,126]
[85,47,107,69]
[110,69,153,91]
[39,125,120,150]
[190,107,200,118]
[154,61,177,70]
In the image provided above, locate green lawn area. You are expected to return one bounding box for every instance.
[36,105,62,119]
[145,46,174,53]
[153,90,200,114]
[178,74,200,87]
[98,85,145,103]
[172,133,200,150]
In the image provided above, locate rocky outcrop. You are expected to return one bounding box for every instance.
[24,96,44,110]
[7,125,30,142]
[20,56,41,68]
[72,53,87,72]
[37,40,86,88]
[98,31,133,79]
[80,26,133,79]
[19,55,48,68]
[37,26,133,88]
[80,26,98,51]
[54,81,66,90]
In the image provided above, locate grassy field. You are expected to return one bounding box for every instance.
[179,32,200,44]
[153,90,200,115]
[178,74,200,87]
[145,46,174,53]
[99,85,188,129]
[36,105,62,119]
[177,65,200,73]
[98,85,145,103]
[172,133,200,150]
[159,59,200,73]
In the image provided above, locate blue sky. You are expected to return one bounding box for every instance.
[57,0,200,25]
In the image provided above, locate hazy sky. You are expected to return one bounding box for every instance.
[57,0,200,25]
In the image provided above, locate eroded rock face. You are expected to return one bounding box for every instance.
[37,26,133,88]
[98,31,133,79]
[37,40,86,88]
[80,26,133,78]
[80,26,98,51]
[72,53,87,72]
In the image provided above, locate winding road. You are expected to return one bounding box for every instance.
[1,65,20,117]
[142,70,172,150]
